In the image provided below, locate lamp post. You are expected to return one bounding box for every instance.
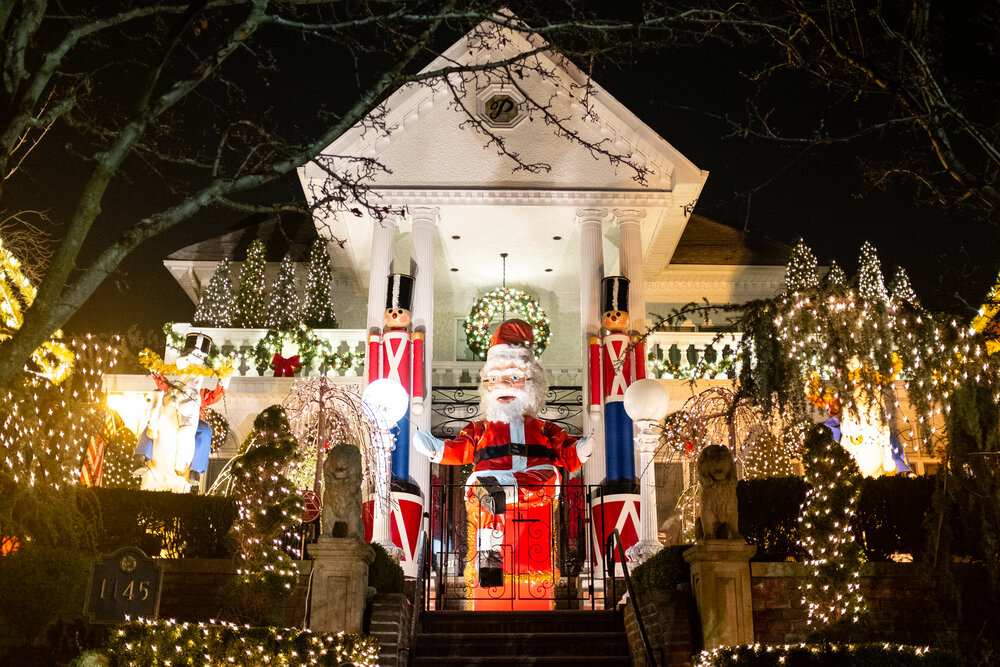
[362,378,409,560]
[623,378,670,565]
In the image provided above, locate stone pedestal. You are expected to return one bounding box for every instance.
[683,540,756,649]
[307,536,375,634]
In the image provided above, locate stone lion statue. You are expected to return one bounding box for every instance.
[321,444,364,539]
[695,444,740,540]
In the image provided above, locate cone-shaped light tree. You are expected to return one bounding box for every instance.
[193,261,236,327]
[302,240,337,328]
[266,254,301,329]
[236,240,268,328]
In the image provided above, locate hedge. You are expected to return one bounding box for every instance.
[105,618,379,667]
[692,643,957,667]
[738,475,939,562]
[631,545,690,595]
[91,487,238,558]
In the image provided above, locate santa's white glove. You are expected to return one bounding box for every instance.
[414,430,444,462]
[575,434,594,463]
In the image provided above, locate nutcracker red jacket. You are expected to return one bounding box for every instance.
[432,416,584,498]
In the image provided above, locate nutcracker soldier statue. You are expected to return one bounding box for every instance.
[364,273,425,574]
[588,276,645,572]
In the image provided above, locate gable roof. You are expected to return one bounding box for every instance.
[670,215,792,266]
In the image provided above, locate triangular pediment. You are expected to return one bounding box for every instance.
[302,18,703,194]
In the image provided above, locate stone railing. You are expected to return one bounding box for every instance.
[645,331,742,380]
[166,324,367,377]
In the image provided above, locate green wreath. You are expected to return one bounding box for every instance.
[252,325,361,374]
[465,287,550,360]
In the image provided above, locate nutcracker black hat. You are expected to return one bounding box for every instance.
[385,273,414,311]
[601,276,630,313]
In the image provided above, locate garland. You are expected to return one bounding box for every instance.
[647,355,737,380]
[251,325,361,374]
[138,348,235,379]
[465,287,550,360]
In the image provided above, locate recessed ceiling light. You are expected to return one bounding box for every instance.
[451,235,461,240]
[545,268,553,272]
[450,268,458,272]
[552,236,562,240]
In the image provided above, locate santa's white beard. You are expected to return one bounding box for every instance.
[483,390,529,423]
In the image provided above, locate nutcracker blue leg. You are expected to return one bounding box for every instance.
[391,413,410,483]
[605,400,635,482]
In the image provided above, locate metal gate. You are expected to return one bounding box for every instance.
[424,480,635,610]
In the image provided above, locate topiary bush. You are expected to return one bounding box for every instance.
[368,542,404,594]
[692,643,957,666]
[630,545,690,595]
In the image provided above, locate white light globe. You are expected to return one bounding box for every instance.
[362,378,409,425]
[624,378,671,422]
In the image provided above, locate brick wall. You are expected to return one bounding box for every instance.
[367,593,411,667]
[157,558,312,626]
[751,562,965,646]
[623,588,696,667]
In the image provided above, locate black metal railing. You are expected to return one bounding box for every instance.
[430,386,584,438]
[606,528,657,667]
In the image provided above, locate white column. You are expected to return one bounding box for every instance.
[626,420,663,565]
[365,216,399,334]
[614,208,648,334]
[372,427,403,561]
[577,208,607,489]
[408,206,439,506]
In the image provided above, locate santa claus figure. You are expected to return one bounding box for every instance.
[415,319,592,609]
[367,273,425,484]
[589,276,646,487]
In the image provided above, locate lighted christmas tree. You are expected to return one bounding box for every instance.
[784,239,820,292]
[824,260,847,287]
[266,254,301,329]
[302,240,337,328]
[223,405,303,624]
[798,424,867,632]
[889,266,919,307]
[193,260,236,327]
[236,239,268,328]
[856,241,889,303]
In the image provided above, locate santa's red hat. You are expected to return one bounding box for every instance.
[486,319,534,366]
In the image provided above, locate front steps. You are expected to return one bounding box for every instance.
[410,609,632,666]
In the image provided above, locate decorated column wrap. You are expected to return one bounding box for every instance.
[615,208,648,335]
[577,208,607,489]
[408,207,438,527]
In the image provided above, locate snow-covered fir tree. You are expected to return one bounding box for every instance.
[856,241,889,303]
[193,260,236,326]
[267,254,301,329]
[784,239,820,292]
[302,240,337,328]
[236,239,268,328]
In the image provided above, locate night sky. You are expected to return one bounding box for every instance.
[14,18,995,337]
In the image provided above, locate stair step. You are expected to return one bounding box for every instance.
[413,631,630,657]
[419,610,619,634]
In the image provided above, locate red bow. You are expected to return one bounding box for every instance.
[271,353,301,377]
